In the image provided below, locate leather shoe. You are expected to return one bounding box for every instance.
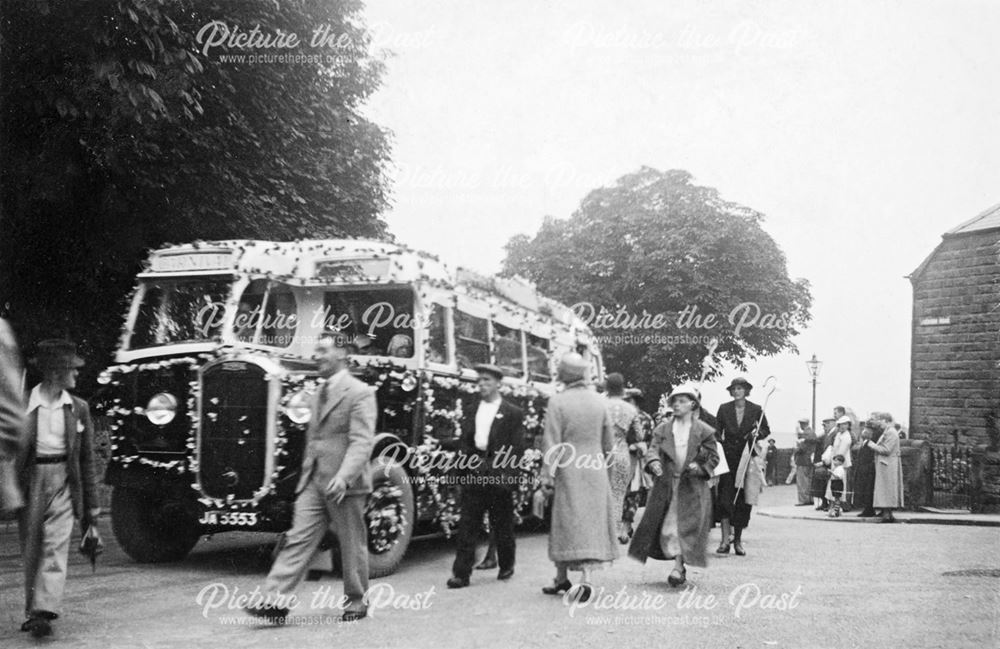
[733,541,746,556]
[497,568,514,581]
[476,557,498,570]
[447,576,470,589]
[716,542,730,554]
[667,568,686,587]
[569,583,593,603]
[857,509,876,518]
[341,610,367,622]
[244,604,289,624]
[541,579,572,595]
[22,616,53,638]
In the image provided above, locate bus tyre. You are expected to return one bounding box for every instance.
[111,486,200,563]
[366,456,415,579]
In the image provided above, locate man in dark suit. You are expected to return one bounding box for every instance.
[17,340,101,638]
[446,363,525,588]
[714,377,770,556]
[246,334,376,623]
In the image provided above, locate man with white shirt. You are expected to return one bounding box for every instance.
[17,340,100,638]
[447,364,525,589]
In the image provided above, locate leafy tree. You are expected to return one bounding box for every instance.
[503,167,812,406]
[0,0,391,387]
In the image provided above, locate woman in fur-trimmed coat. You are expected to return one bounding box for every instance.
[628,384,719,587]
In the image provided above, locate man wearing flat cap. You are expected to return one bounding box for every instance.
[17,339,101,637]
[447,363,525,588]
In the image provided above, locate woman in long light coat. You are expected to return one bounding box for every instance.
[540,354,619,601]
[861,419,904,522]
[628,383,719,587]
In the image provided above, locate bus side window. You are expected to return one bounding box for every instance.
[234,279,268,342]
[427,304,449,364]
[526,334,551,382]
[493,323,523,378]
[454,310,489,370]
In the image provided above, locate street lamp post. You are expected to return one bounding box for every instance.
[806,354,822,433]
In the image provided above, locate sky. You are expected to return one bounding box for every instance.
[361,0,1000,446]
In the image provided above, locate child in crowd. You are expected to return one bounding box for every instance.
[827,455,847,518]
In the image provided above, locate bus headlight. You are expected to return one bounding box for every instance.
[284,389,312,425]
[146,393,178,426]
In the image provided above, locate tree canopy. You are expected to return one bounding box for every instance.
[503,167,812,405]
[0,0,392,385]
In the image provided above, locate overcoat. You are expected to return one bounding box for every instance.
[871,427,904,508]
[628,416,718,568]
[542,382,618,564]
[716,400,769,507]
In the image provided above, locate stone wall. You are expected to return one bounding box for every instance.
[971,445,1000,513]
[910,230,1000,449]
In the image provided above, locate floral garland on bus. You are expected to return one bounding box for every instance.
[99,353,549,525]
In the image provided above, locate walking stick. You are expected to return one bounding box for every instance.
[733,376,777,504]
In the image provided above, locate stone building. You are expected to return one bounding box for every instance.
[908,203,1000,511]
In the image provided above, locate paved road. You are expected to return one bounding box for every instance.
[1,485,997,649]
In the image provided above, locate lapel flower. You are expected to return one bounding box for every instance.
[494,413,504,420]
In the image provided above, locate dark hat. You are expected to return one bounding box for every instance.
[31,339,84,371]
[473,363,504,380]
[726,377,753,393]
[624,387,645,403]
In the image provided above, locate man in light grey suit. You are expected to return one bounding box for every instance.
[246,334,376,623]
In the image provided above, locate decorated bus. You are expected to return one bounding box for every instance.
[97,239,604,577]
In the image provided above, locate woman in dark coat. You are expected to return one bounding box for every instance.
[851,418,882,517]
[713,377,769,556]
[628,383,719,586]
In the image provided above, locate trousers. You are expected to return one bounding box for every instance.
[19,462,75,617]
[265,476,369,613]
[452,484,515,580]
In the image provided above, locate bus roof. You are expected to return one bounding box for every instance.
[144,239,592,334]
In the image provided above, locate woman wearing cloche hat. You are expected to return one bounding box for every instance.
[628,383,719,587]
[713,376,770,557]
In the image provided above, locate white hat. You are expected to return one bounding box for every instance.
[667,383,701,406]
[836,415,851,425]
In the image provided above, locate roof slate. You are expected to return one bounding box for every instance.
[946,203,1000,236]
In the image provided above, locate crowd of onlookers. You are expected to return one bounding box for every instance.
[769,407,906,522]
